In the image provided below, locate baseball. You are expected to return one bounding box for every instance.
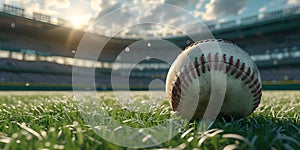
[166,39,262,120]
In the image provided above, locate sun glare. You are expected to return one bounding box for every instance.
[71,17,84,29]
[68,11,91,29]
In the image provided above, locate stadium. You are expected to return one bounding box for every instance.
[0,2,299,150]
[1,4,300,90]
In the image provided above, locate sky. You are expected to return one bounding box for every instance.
[1,0,300,36]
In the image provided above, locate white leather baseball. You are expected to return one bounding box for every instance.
[166,39,262,120]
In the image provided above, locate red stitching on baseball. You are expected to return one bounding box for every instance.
[214,53,219,70]
[220,54,226,71]
[189,62,196,79]
[172,87,180,97]
[170,40,261,115]
[200,54,205,73]
[171,54,262,115]
[255,91,262,100]
[251,83,261,93]
[174,53,259,90]
[174,77,183,95]
[171,94,179,110]
[251,93,262,112]
[254,89,262,97]
[184,65,193,83]
[236,63,245,78]
[249,83,255,89]
[207,53,212,72]
[175,76,181,86]
[253,78,258,85]
[226,56,233,73]
[245,72,255,84]
[252,92,262,106]
[181,76,189,89]
[250,73,255,81]
[242,67,251,81]
[249,78,259,88]
[194,57,200,76]
[171,77,182,111]
[176,73,187,91]
[231,59,240,75]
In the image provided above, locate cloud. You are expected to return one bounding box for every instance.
[42,0,70,10]
[90,0,118,12]
[131,0,164,4]
[259,7,267,13]
[257,0,286,15]
[164,0,206,12]
[3,0,31,7]
[4,0,40,14]
[130,2,201,34]
[164,0,193,8]
[7,0,298,37]
[202,0,249,21]
[287,0,300,5]
[3,0,70,16]
[92,1,206,37]
[238,6,247,15]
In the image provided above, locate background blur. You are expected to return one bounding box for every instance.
[0,0,300,90]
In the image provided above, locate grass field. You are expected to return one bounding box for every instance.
[0,91,299,149]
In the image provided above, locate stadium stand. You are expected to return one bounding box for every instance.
[260,66,300,81]
[0,4,300,90]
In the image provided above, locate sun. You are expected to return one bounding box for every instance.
[71,17,87,29]
[64,4,92,29]
[69,13,91,29]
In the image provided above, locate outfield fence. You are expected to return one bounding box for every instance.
[0,80,300,91]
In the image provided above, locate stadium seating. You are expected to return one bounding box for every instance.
[1,4,300,90]
[1,56,300,88]
[260,66,300,81]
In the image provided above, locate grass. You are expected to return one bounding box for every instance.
[0,91,299,149]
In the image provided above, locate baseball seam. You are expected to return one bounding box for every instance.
[170,51,262,117]
[185,39,236,51]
